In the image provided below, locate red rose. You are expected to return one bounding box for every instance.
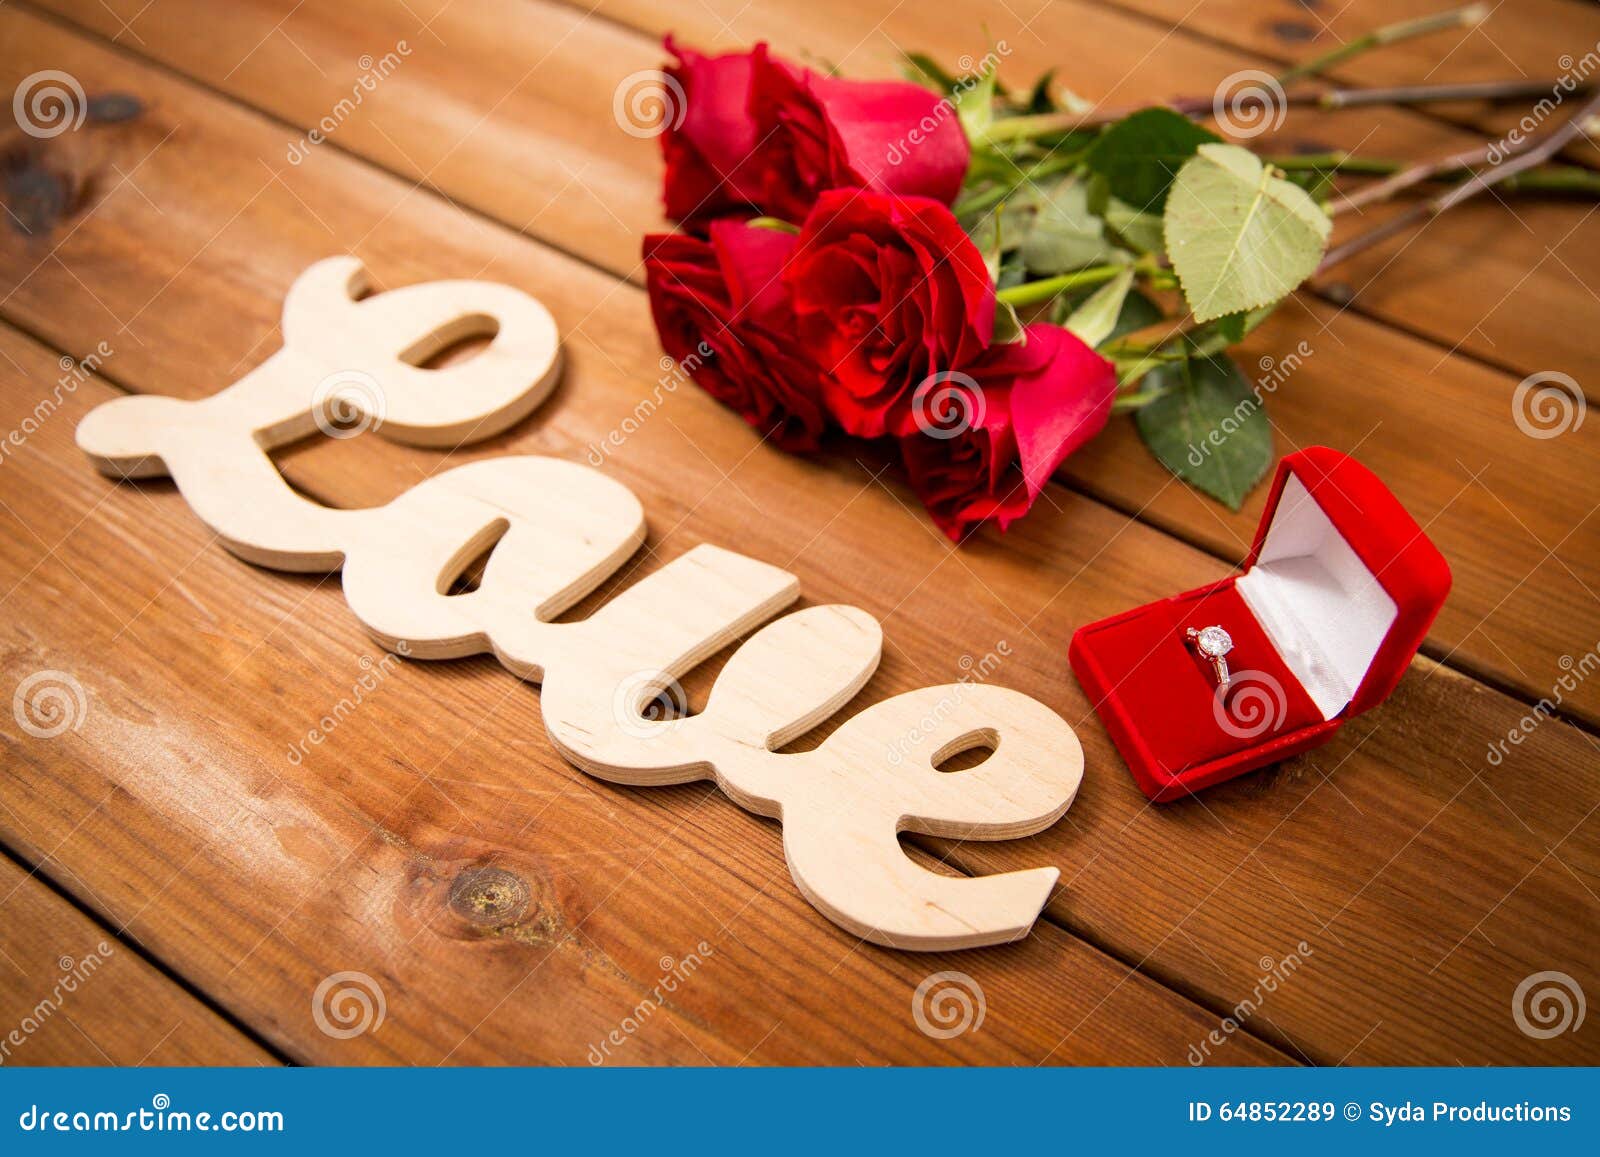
[659,37,764,221]
[749,45,970,222]
[899,324,1117,541]
[657,39,971,226]
[784,190,995,438]
[643,220,828,451]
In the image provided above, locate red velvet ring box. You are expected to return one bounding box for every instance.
[1069,446,1451,801]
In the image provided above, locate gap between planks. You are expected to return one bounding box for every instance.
[19,0,1585,749]
[0,831,295,1065]
[10,0,1592,1069]
[1067,474,1600,742]
[536,0,1600,390]
[0,314,1302,1063]
[1074,0,1600,173]
[23,0,1579,404]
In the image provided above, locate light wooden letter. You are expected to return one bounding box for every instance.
[76,258,1085,950]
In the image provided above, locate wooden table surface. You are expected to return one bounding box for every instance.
[0,0,1596,1067]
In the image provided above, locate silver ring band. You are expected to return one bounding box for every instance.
[1185,625,1234,689]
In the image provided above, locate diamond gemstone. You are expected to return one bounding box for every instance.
[1195,626,1233,657]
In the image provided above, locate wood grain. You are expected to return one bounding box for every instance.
[0,323,1284,1065]
[0,856,275,1065]
[29,0,1600,382]
[6,7,1595,725]
[1099,0,1600,164]
[574,0,1600,385]
[0,13,1592,1066]
[75,275,1084,951]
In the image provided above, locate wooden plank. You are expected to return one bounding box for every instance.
[944,651,1600,1066]
[30,0,1600,382]
[1095,0,1600,164]
[0,11,1593,1065]
[0,855,275,1065]
[0,326,1281,1066]
[12,5,1598,725]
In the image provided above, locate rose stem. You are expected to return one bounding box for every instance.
[980,3,1504,141]
[1030,96,1600,357]
[1310,78,1579,110]
[979,77,1573,142]
[1496,166,1600,195]
[1276,2,1490,85]
[1318,89,1600,271]
[1265,152,1401,175]
[1110,80,1597,405]
[994,264,1127,307]
[1265,153,1600,197]
[1328,141,1494,213]
[951,153,1083,217]
[1111,387,1169,412]
[1111,100,1600,403]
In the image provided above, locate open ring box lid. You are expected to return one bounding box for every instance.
[1069,446,1451,801]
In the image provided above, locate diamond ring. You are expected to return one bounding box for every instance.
[1185,625,1233,688]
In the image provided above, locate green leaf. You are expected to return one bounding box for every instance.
[963,150,1026,185]
[1211,303,1277,346]
[1170,302,1281,362]
[1018,179,1115,274]
[1083,170,1111,216]
[1280,165,1338,204]
[995,251,1030,290]
[1103,197,1166,257]
[1085,108,1220,213]
[1164,144,1332,324]
[954,153,1085,225]
[976,208,1004,282]
[1102,287,1166,344]
[1049,283,1164,337]
[1053,87,1096,116]
[1024,67,1057,113]
[901,51,959,94]
[954,65,998,139]
[1134,355,1273,509]
[993,297,1026,343]
[986,193,1034,248]
[1063,267,1135,348]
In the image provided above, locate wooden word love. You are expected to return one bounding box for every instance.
[76,258,1084,950]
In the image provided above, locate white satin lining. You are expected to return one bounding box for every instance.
[1234,474,1398,720]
